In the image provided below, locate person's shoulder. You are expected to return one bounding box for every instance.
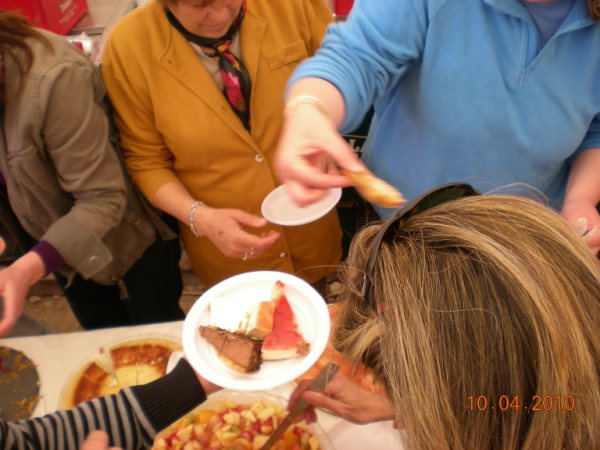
[28,29,85,62]
[25,29,96,79]
[11,30,102,123]
[107,0,166,44]
[103,0,170,66]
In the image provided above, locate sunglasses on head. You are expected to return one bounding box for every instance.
[361,182,481,311]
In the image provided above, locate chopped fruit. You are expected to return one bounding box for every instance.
[152,400,320,450]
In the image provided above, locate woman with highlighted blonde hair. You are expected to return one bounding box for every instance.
[292,184,600,450]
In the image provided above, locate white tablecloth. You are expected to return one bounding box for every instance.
[1,321,405,449]
[1,321,182,416]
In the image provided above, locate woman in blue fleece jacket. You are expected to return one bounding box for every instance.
[275,0,600,253]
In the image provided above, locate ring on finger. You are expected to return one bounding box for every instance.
[248,247,255,257]
[241,250,250,261]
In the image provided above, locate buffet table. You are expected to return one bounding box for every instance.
[1,321,404,449]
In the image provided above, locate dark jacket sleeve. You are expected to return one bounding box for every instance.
[129,358,208,434]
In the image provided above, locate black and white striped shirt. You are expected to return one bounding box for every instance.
[1,360,207,450]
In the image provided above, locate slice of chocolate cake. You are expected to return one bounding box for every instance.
[199,326,263,373]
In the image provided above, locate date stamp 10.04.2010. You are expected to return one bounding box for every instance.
[467,395,575,412]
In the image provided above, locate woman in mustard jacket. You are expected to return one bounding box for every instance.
[102,0,342,289]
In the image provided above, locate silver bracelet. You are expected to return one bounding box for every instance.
[188,200,205,237]
[284,95,329,118]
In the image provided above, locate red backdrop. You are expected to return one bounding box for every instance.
[334,0,354,16]
[0,0,88,35]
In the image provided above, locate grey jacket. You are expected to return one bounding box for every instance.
[0,29,175,285]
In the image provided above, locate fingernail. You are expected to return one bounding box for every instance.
[574,217,588,236]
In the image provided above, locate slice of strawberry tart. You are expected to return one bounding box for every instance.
[262,281,310,360]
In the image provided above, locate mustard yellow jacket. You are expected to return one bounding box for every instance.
[102,0,341,287]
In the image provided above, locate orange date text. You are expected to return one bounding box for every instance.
[467,395,575,412]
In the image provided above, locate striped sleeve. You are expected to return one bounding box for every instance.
[1,392,145,450]
[0,359,207,450]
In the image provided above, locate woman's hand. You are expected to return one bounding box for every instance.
[0,252,45,336]
[561,198,600,254]
[150,181,280,259]
[81,431,121,450]
[562,148,600,254]
[194,206,280,259]
[288,373,394,425]
[274,80,365,207]
[195,372,222,396]
[275,105,355,206]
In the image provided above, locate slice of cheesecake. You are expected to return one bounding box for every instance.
[199,326,263,373]
[262,281,310,360]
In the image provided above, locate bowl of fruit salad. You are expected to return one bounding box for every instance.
[152,391,334,450]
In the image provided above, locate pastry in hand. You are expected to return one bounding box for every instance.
[341,168,405,208]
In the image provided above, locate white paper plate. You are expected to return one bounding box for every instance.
[325,419,406,450]
[261,185,342,226]
[182,271,330,391]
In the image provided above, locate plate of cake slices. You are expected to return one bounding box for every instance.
[182,271,330,391]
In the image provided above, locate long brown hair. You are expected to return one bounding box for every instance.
[335,195,600,449]
[0,10,49,104]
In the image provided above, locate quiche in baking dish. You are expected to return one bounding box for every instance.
[61,338,181,408]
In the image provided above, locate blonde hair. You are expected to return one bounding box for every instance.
[335,195,600,450]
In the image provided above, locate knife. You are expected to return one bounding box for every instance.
[260,362,340,450]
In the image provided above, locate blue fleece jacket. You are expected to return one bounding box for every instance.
[289,0,600,217]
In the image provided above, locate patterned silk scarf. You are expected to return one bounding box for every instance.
[165,4,252,130]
